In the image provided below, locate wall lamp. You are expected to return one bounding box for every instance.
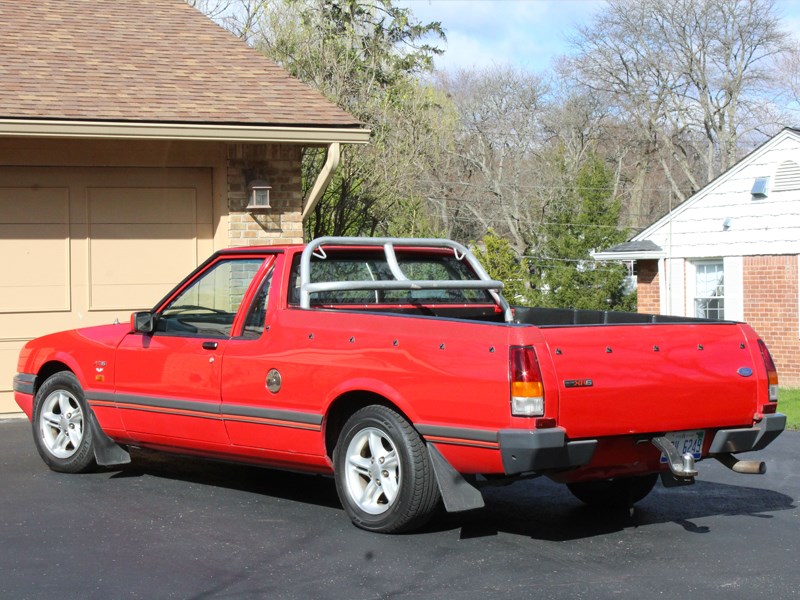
[246,179,272,210]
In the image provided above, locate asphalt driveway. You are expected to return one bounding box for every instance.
[1,418,798,599]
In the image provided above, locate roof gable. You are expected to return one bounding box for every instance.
[0,0,361,128]
[632,128,800,258]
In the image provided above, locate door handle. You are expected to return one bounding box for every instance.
[202,341,219,350]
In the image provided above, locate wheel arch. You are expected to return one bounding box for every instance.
[34,360,76,396]
[323,390,415,461]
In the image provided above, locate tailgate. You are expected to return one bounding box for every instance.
[542,323,759,438]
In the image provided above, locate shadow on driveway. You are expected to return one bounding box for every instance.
[108,443,796,542]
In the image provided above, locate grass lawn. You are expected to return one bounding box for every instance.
[779,388,800,430]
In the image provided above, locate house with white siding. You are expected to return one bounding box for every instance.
[595,128,800,386]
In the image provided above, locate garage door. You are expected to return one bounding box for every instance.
[0,167,213,413]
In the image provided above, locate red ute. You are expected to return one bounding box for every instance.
[14,237,786,533]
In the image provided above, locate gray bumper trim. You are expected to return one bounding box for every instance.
[709,413,786,454]
[498,428,597,475]
[13,373,35,395]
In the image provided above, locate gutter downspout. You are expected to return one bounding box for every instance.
[302,142,341,221]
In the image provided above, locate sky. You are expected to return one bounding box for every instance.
[396,0,800,74]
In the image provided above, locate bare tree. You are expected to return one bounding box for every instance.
[187,0,232,19]
[426,66,550,255]
[775,40,800,124]
[188,0,268,43]
[568,0,790,220]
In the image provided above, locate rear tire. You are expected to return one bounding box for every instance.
[333,405,440,533]
[567,473,658,508]
[32,372,97,474]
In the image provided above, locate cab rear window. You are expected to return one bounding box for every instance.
[289,251,493,305]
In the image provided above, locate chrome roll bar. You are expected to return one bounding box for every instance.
[299,237,513,322]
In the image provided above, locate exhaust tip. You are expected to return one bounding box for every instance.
[714,453,767,475]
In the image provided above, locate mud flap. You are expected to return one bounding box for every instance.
[427,444,484,513]
[87,411,131,467]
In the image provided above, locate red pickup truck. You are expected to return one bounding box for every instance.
[14,237,785,533]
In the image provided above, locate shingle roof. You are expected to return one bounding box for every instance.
[601,240,663,254]
[592,239,664,261]
[0,0,361,128]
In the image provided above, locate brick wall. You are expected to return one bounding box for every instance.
[226,143,303,246]
[743,255,800,386]
[636,259,660,315]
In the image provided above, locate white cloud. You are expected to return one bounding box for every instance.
[402,0,800,74]
[399,0,604,72]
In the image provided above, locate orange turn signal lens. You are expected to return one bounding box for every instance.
[512,381,543,398]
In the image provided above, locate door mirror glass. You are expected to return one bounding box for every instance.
[131,311,155,333]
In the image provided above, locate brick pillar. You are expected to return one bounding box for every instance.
[636,259,660,315]
[226,143,303,246]
[743,255,800,386]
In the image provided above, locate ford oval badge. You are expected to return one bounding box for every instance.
[737,367,753,377]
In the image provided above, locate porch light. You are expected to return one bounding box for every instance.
[247,179,271,210]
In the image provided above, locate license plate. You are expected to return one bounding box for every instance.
[659,430,704,463]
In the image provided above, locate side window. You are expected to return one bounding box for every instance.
[240,271,273,339]
[157,258,264,338]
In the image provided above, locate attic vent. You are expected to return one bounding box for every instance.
[773,160,800,192]
[751,176,769,198]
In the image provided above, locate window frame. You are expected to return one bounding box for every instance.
[151,254,276,339]
[691,259,725,320]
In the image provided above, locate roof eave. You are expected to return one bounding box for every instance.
[0,118,371,144]
[592,250,666,261]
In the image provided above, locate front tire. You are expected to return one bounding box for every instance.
[567,473,658,508]
[333,405,439,533]
[32,372,97,473]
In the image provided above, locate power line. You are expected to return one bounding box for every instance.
[423,197,685,219]
[430,204,667,221]
[423,179,698,194]
[435,213,647,231]
[522,256,630,266]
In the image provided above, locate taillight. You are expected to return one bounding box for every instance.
[510,346,544,417]
[757,339,779,401]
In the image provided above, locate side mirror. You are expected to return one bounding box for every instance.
[131,311,155,333]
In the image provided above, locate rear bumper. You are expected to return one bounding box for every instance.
[498,413,786,477]
[498,428,597,475]
[709,413,786,454]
